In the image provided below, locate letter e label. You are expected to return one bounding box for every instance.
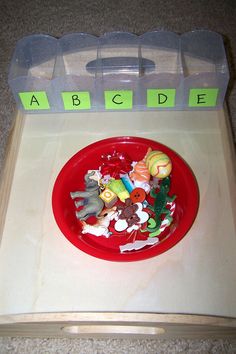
[188,88,219,107]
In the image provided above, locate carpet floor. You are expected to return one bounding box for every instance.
[0,0,236,352]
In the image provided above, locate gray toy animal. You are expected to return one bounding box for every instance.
[70,171,104,221]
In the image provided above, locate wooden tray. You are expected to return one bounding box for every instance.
[0,109,236,338]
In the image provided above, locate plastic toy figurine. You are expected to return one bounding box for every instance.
[120,174,135,193]
[146,177,176,237]
[99,188,118,208]
[81,207,117,238]
[114,198,149,233]
[129,147,151,193]
[108,178,130,202]
[70,171,104,220]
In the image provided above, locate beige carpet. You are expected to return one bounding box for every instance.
[0,0,236,351]
[0,337,236,353]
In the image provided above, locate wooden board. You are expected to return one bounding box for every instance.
[0,109,236,338]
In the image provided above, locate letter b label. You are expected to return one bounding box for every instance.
[61,92,91,110]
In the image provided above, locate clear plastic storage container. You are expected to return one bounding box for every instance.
[139,31,182,110]
[8,30,229,113]
[181,30,229,109]
[8,34,58,112]
[54,33,98,111]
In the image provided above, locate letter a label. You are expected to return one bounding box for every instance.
[19,91,50,110]
[104,90,133,110]
[188,88,219,107]
[147,89,176,108]
[61,91,91,110]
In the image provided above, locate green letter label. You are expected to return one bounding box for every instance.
[19,91,50,110]
[147,89,176,108]
[188,88,219,107]
[104,90,133,110]
[61,91,91,110]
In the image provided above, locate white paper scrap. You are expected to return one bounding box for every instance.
[120,237,159,253]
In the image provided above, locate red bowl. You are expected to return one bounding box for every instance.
[52,136,199,261]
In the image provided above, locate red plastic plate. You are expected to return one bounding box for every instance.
[52,137,199,261]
